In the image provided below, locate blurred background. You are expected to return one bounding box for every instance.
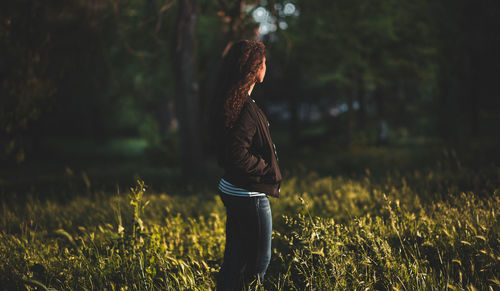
[1,0,499,197]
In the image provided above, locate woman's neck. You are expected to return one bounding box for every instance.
[248,82,256,96]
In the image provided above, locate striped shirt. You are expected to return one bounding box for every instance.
[218,177,267,197]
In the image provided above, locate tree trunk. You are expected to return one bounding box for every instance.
[346,89,355,144]
[173,0,204,180]
[374,86,385,121]
[288,70,300,146]
[374,86,389,146]
[155,99,175,135]
[357,79,366,128]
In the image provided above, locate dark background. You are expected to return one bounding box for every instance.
[1,0,499,197]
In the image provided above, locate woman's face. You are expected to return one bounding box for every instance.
[257,56,266,83]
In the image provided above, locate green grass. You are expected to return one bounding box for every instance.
[1,143,499,290]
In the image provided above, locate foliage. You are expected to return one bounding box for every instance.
[2,0,499,166]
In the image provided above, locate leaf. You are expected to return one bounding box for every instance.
[22,275,49,291]
[311,247,325,257]
[53,229,78,250]
[488,278,500,287]
[476,235,487,242]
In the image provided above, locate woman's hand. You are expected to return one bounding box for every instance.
[225,104,272,177]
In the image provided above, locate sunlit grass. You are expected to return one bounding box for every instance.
[1,147,499,290]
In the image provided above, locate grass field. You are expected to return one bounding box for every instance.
[1,140,499,290]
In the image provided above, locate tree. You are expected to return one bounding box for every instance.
[275,0,436,143]
[172,0,205,179]
[0,0,113,163]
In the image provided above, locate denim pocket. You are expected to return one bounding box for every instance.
[256,196,270,210]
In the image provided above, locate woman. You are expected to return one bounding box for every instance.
[211,40,282,290]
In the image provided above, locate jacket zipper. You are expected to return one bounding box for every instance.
[254,103,279,162]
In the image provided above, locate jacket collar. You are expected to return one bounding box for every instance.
[244,95,253,104]
[245,95,257,104]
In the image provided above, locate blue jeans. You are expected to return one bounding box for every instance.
[217,192,272,291]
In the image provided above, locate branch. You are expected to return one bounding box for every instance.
[109,0,165,57]
[155,0,176,44]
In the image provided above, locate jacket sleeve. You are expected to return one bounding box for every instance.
[225,104,272,177]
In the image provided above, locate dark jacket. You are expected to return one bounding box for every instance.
[217,96,282,198]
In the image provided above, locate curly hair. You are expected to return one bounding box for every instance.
[213,40,266,130]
